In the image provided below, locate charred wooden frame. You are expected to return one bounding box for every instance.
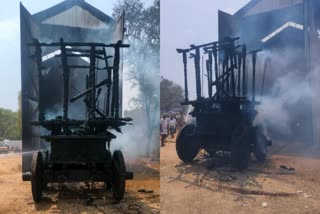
[25,39,133,186]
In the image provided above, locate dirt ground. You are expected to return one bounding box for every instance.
[0,153,159,214]
[161,135,320,214]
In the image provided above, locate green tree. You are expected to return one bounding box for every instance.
[0,108,19,140]
[17,91,22,139]
[0,91,22,140]
[113,0,160,157]
[160,77,185,113]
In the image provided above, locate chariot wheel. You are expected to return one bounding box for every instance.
[112,150,126,201]
[176,124,199,162]
[231,124,251,170]
[254,126,268,161]
[31,151,44,203]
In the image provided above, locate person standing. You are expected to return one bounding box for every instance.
[160,115,169,146]
[169,115,177,138]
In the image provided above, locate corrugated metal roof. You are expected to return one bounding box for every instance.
[235,0,303,17]
[32,0,113,26]
[42,5,109,29]
[246,0,303,16]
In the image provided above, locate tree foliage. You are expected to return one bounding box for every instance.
[0,92,22,140]
[160,77,185,113]
[113,0,159,104]
[113,0,159,52]
[0,108,19,140]
[17,91,22,138]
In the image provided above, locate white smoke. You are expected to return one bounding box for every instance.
[254,70,312,134]
[110,39,160,160]
[253,48,319,142]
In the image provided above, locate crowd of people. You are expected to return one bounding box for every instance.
[160,114,184,147]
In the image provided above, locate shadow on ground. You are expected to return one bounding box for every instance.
[166,150,297,198]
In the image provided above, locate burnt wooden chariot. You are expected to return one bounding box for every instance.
[176,37,272,170]
[28,39,133,202]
